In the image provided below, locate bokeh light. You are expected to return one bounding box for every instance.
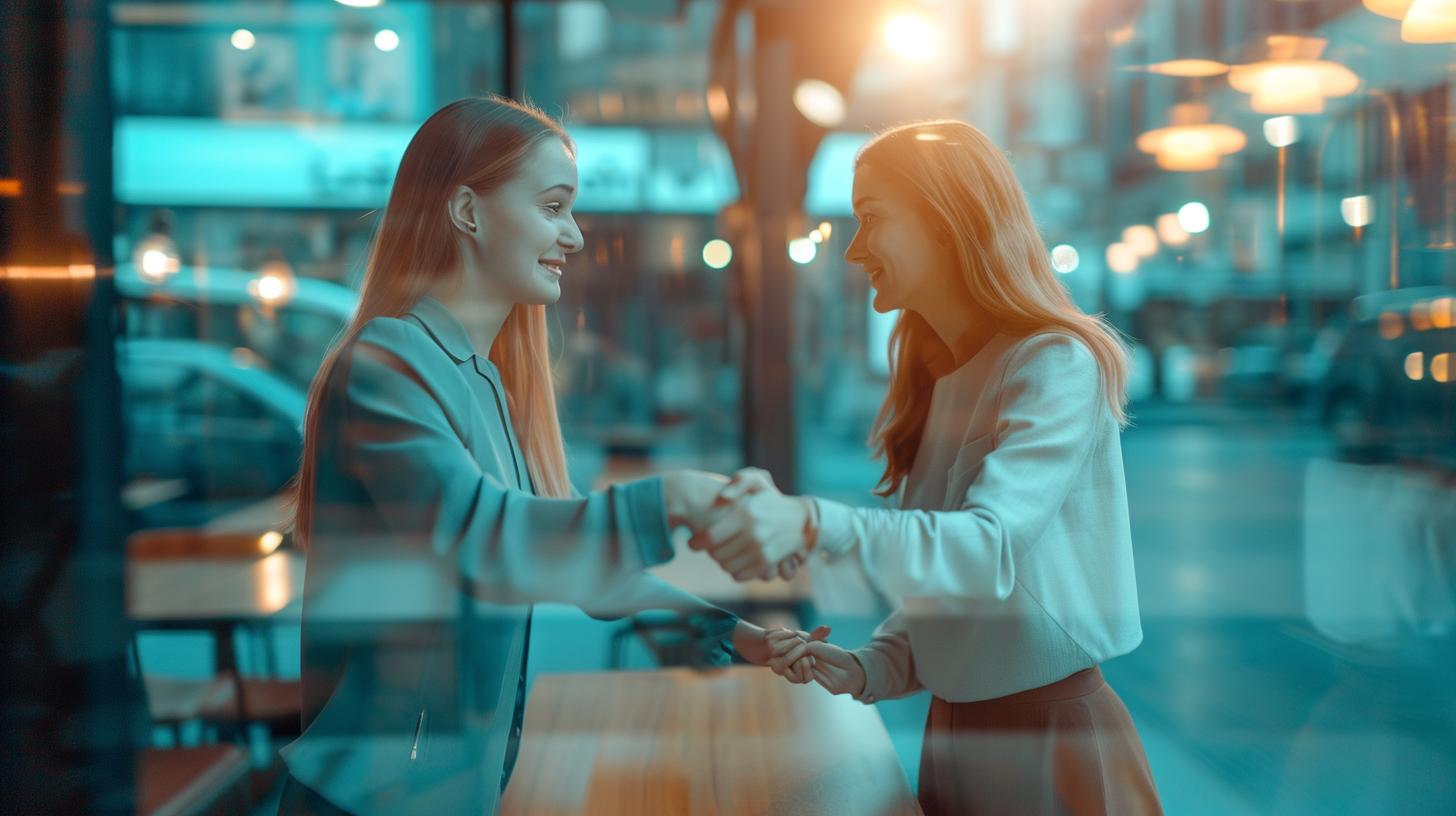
[230,29,256,50]
[1178,202,1211,233]
[884,14,936,62]
[375,30,400,52]
[1050,245,1080,273]
[1106,242,1140,274]
[1123,225,1160,257]
[793,79,845,127]
[788,237,817,264]
[702,239,732,269]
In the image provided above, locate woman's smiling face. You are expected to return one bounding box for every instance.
[470,137,584,306]
[844,161,957,315]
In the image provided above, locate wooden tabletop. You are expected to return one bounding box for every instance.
[500,666,922,816]
[126,550,305,622]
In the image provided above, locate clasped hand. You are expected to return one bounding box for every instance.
[686,467,812,582]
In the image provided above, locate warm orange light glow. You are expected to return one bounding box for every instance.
[258,531,284,554]
[1365,0,1456,43]
[809,229,824,243]
[885,14,936,62]
[1145,59,1230,77]
[1228,37,1358,114]
[1106,243,1140,274]
[1431,297,1453,328]
[1433,353,1451,382]
[1157,213,1191,246]
[1137,122,1247,171]
[1,264,96,280]
[818,222,832,240]
[255,551,292,614]
[1411,301,1434,331]
[1405,351,1425,380]
[1379,311,1405,339]
[57,181,86,195]
[793,78,846,128]
[1123,225,1160,257]
[0,179,21,196]
[706,85,730,123]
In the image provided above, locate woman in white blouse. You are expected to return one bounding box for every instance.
[698,120,1163,815]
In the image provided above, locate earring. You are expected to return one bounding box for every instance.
[468,223,477,232]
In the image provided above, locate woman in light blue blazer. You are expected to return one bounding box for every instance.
[276,97,803,816]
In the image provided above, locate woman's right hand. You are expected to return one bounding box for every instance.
[661,470,729,531]
[770,629,867,697]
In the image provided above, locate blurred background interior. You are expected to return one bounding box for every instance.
[3,0,1455,814]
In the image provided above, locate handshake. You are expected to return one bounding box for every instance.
[662,467,816,582]
[662,467,867,697]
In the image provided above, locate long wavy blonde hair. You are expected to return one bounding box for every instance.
[861,120,1130,498]
[290,97,574,546]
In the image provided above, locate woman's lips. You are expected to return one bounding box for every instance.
[538,261,563,278]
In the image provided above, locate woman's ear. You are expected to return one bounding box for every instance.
[447,185,480,237]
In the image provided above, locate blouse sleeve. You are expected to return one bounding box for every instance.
[851,608,923,703]
[337,335,674,608]
[811,334,1105,600]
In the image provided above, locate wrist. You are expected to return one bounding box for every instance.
[848,651,867,698]
[661,472,687,526]
[797,496,819,553]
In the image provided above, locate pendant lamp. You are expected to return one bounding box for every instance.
[1228,36,1359,114]
[1365,0,1456,43]
[1136,103,1247,172]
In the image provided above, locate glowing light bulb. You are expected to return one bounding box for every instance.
[788,237,817,264]
[1050,245,1079,273]
[702,239,732,269]
[374,30,400,51]
[793,79,846,128]
[884,14,936,62]
[231,29,256,50]
[1263,116,1300,147]
[1341,195,1373,227]
[1178,202,1211,234]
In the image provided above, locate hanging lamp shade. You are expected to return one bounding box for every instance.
[1136,103,1247,172]
[1367,0,1456,42]
[1228,36,1359,114]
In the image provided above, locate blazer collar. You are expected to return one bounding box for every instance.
[407,296,478,364]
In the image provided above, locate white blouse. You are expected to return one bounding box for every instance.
[812,331,1143,703]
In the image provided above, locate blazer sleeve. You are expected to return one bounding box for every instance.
[811,334,1106,600]
[336,326,675,608]
[851,608,923,703]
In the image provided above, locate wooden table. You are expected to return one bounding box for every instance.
[126,550,304,623]
[500,666,922,816]
[126,550,305,676]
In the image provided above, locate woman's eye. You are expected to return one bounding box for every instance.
[544,203,562,214]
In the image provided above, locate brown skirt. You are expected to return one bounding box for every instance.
[917,666,1163,816]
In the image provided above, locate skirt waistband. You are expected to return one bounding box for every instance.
[943,666,1106,709]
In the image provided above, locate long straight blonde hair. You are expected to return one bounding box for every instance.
[290,97,574,546]
[860,120,1131,497]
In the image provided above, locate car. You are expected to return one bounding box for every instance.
[116,262,357,390]
[119,338,306,507]
[1319,286,1456,469]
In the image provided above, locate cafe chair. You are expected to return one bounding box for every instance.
[128,527,304,737]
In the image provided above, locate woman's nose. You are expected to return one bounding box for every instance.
[563,217,585,253]
[844,230,867,264]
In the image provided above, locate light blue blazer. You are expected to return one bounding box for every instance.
[279,297,734,816]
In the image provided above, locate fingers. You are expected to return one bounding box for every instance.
[720,467,778,503]
[768,640,813,674]
[807,625,831,642]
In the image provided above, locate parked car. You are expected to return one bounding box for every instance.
[116,262,357,391]
[119,338,306,504]
[1319,287,1456,469]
